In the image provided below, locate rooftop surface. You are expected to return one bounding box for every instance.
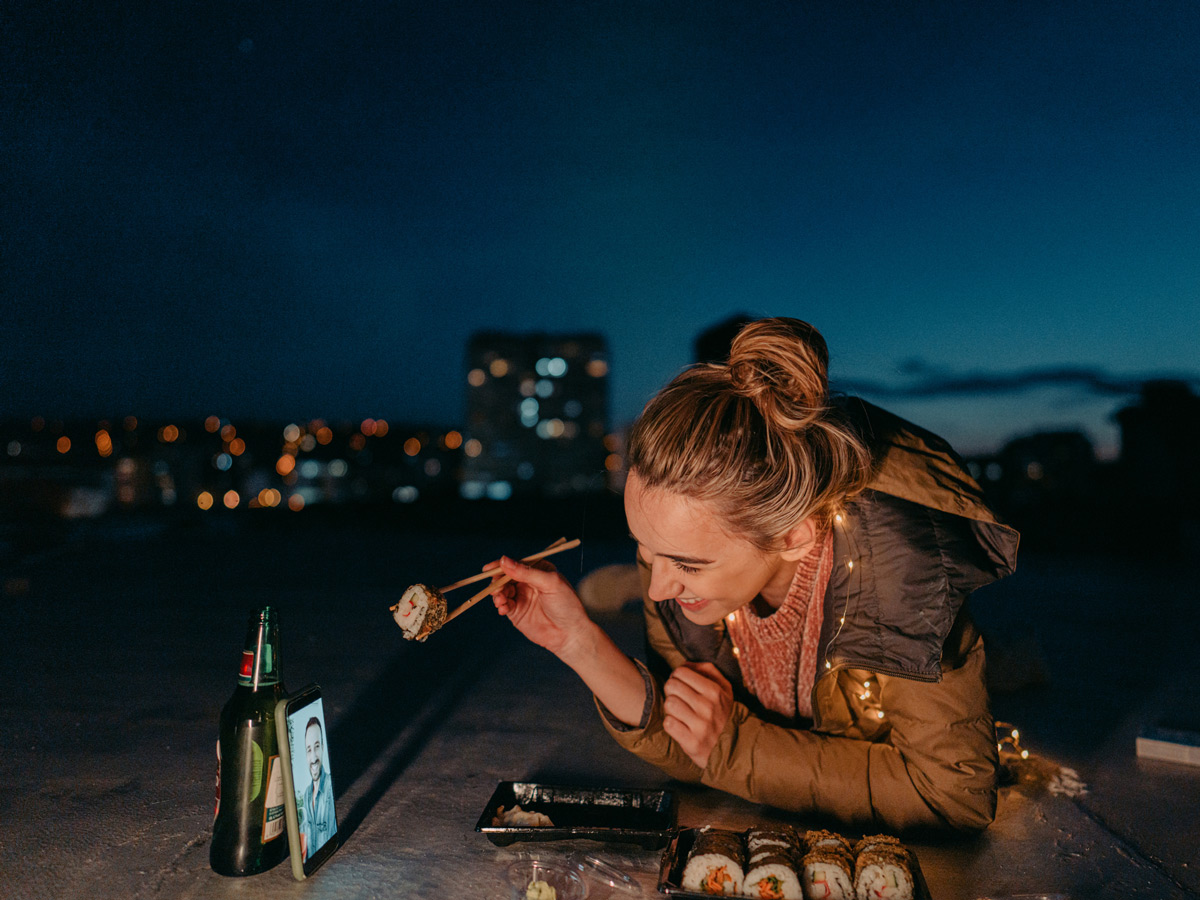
[1,513,1197,899]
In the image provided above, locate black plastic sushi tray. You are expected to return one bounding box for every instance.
[475,781,678,849]
[656,826,933,899]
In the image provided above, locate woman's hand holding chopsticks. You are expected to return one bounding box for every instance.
[490,553,649,728]
[487,554,596,659]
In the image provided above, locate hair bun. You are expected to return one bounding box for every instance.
[727,318,830,429]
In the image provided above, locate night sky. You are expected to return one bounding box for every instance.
[6,1,1199,458]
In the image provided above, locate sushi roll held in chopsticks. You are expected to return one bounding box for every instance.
[390,538,582,642]
[392,583,447,641]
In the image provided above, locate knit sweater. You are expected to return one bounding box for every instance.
[726,530,832,719]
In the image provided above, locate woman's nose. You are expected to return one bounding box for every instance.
[646,556,682,603]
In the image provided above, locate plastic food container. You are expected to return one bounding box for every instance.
[506,858,588,900]
[477,782,678,849]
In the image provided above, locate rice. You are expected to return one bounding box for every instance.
[393,583,447,641]
[681,827,746,895]
[852,835,913,900]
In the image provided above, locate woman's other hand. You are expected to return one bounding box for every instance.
[662,662,734,769]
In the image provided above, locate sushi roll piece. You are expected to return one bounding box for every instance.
[680,827,746,895]
[851,834,903,857]
[804,830,853,856]
[392,583,448,641]
[743,849,803,899]
[799,845,855,900]
[747,825,801,856]
[852,836,913,900]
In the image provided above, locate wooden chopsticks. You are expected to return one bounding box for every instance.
[442,537,579,624]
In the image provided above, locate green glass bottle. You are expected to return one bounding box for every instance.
[210,606,288,876]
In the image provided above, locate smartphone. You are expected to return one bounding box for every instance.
[275,683,340,880]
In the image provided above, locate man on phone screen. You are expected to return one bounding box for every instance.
[299,716,335,860]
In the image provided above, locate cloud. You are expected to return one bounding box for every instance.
[834,363,1200,400]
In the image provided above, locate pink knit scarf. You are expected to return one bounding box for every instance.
[726,530,833,719]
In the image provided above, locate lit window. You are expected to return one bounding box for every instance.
[214,453,233,471]
[536,419,565,439]
[486,481,513,500]
[393,485,419,503]
[535,379,554,398]
[464,439,482,458]
[489,358,509,377]
[586,359,608,377]
[197,491,214,510]
[404,437,421,456]
[329,459,348,477]
[283,424,301,443]
[547,357,567,377]
[460,480,486,500]
[468,368,486,387]
[223,490,240,509]
[443,430,463,450]
[520,398,539,427]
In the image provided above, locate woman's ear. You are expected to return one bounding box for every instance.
[779,518,817,561]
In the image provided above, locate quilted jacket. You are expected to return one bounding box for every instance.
[598,398,1020,832]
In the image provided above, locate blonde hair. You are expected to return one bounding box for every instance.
[626,317,871,549]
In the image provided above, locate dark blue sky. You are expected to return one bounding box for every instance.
[5,1,1199,457]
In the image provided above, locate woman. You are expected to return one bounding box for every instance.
[489,317,1019,832]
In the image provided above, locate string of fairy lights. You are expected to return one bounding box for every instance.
[721,510,1029,749]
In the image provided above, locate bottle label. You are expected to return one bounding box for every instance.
[262,754,285,842]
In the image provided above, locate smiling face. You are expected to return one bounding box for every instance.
[624,470,814,624]
[305,721,323,785]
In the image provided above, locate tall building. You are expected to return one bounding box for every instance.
[462,332,610,498]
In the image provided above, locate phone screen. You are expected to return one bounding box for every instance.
[283,690,338,874]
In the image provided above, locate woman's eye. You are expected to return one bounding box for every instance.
[674,561,700,575]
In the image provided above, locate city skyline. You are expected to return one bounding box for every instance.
[4,324,1197,461]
